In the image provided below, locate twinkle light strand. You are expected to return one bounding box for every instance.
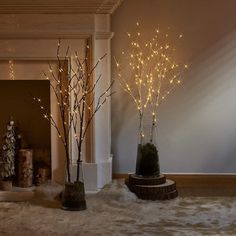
[9,60,15,80]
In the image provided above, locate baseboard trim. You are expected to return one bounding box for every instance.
[113,173,236,188]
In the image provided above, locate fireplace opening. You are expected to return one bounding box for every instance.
[0,80,51,186]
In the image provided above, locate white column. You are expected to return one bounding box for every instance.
[82,14,113,190]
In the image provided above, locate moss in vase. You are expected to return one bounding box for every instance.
[136,143,160,177]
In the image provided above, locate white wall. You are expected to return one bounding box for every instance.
[111,0,236,174]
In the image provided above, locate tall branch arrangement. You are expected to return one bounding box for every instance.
[115,23,188,145]
[34,40,113,183]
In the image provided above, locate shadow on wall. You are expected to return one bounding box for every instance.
[112,88,139,172]
[112,26,236,173]
[158,29,236,173]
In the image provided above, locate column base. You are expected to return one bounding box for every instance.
[70,156,113,192]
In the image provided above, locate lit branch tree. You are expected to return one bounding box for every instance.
[34,40,113,210]
[115,23,188,176]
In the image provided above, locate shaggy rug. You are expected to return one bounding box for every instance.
[0,180,236,236]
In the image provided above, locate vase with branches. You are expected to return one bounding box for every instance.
[115,23,188,177]
[34,40,113,210]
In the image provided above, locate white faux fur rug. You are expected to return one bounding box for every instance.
[0,180,236,236]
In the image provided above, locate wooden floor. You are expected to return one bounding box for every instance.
[178,187,236,197]
[168,174,236,197]
[113,173,236,197]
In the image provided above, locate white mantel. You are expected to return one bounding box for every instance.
[0,0,122,191]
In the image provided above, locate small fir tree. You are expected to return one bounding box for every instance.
[0,119,16,179]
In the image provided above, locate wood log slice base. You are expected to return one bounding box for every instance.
[126,176,178,200]
[128,174,166,186]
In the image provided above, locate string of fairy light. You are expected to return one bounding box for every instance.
[9,60,15,80]
[34,45,112,142]
[115,22,188,144]
[33,40,114,182]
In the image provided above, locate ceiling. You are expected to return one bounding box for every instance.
[0,0,123,14]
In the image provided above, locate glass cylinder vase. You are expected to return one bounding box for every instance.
[135,123,160,177]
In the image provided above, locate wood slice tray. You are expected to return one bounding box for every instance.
[128,174,166,186]
[126,174,178,200]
